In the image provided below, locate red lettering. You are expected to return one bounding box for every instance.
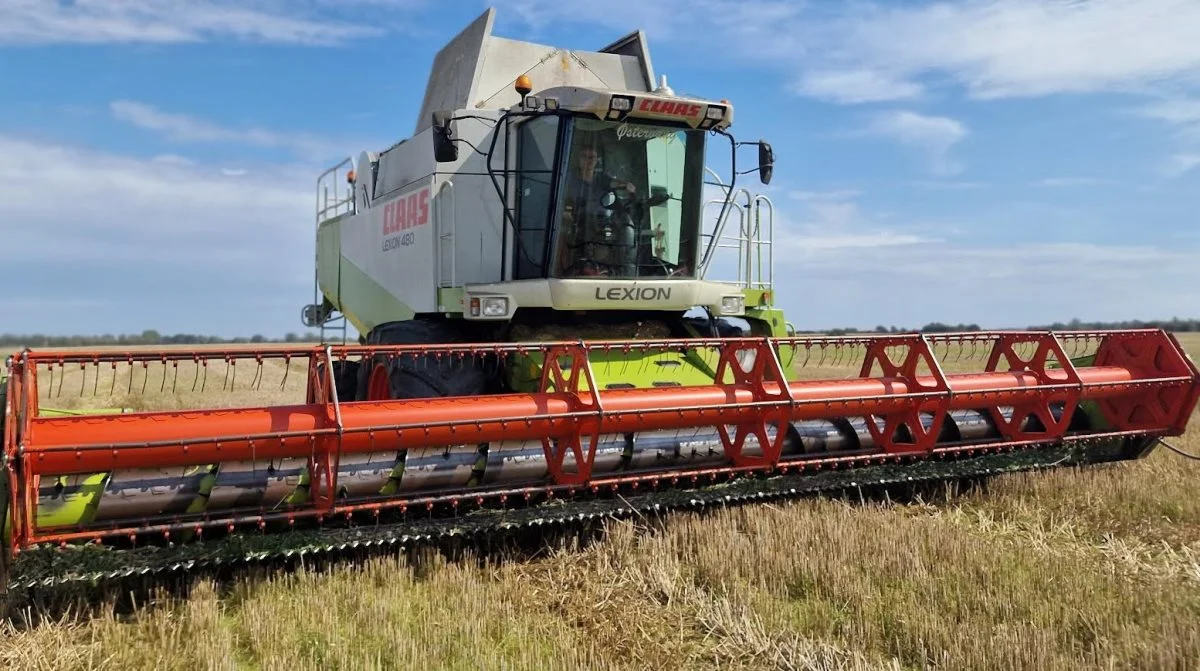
[634,98,702,118]
[381,188,432,237]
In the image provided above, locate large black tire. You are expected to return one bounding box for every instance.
[356,318,493,400]
[315,359,361,402]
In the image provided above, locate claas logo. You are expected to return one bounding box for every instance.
[382,188,430,235]
[638,99,702,117]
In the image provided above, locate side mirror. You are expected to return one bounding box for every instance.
[757,141,774,185]
[431,111,459,163]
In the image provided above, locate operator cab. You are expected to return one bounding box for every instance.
[431,82,772,286]
[514,113,707,281]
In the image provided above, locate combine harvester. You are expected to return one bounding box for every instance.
[3,9,1198,596]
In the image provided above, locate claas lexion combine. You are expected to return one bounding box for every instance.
[3,9,1199,595]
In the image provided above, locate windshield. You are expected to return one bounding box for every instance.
[550,118,706,279]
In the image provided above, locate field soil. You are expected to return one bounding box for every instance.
[2,333,1199,670]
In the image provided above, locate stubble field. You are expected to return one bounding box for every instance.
[2,333,1199,670]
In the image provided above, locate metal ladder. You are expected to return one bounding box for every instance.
[699,168,775,292]
[306,158,356,345]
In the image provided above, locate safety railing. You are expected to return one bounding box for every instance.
[437,180,457,289]
[699,167,775,294]
[308,157,357,345]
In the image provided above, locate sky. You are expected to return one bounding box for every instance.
[2,0,1199,337]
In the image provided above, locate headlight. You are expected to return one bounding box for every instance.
[481,297,509,317]
[705,105,726,120]
[610,96,633,111]
[720,295,744,315]
[468,296,510,318]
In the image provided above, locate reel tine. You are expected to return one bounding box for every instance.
[45,361,57,399]
[280,354,291,391]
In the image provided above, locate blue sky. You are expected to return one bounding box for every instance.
[2,0,1198,337]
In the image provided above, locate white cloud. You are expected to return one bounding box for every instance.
[789,189,863,202]
[151,153,195,166]
[501,0,1200,121]
[771,238,1200,330]
[907,180,989,190]
[110,100,355,162]
[780,230,929,253]
[794,69,923,105]
[1165,154,1200,176]
[0,0,390,46]
[1139,98,1200,126]
[0,133,317,335]
[773,188,939,256]
[700,191,1199,329]
[1136,97,1200,147]
[1034,177,1107,187]
[782,0,1200,104]
[858,110,969,176]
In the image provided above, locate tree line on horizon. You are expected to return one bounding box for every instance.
[3,317,1199,349]
[819,317,1200,336]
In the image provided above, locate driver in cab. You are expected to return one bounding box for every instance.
[564,145,635,206]
[560,145,637,276]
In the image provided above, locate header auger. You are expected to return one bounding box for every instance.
[3,330,1198,591]
[3,8,1199,598]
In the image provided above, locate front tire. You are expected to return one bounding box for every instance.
[357,318,493,400]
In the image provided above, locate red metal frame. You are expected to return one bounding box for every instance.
[537,344,605,485]
[983,332,1082,441]
[1093,330,1200,434]
[858,335,951,454]
[3,329,1197,554]
[713,338,796,466]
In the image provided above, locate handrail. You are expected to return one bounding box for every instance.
[438,180,457,290]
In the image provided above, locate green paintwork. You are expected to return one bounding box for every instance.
[328,253,417,338]
[39,407,132,417]
[317,216,343,312]
[1065,352,1116,432]
[316,215,417,336]
[437,287,465,315]
[505,343,727,393]
[744,307,799,381]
